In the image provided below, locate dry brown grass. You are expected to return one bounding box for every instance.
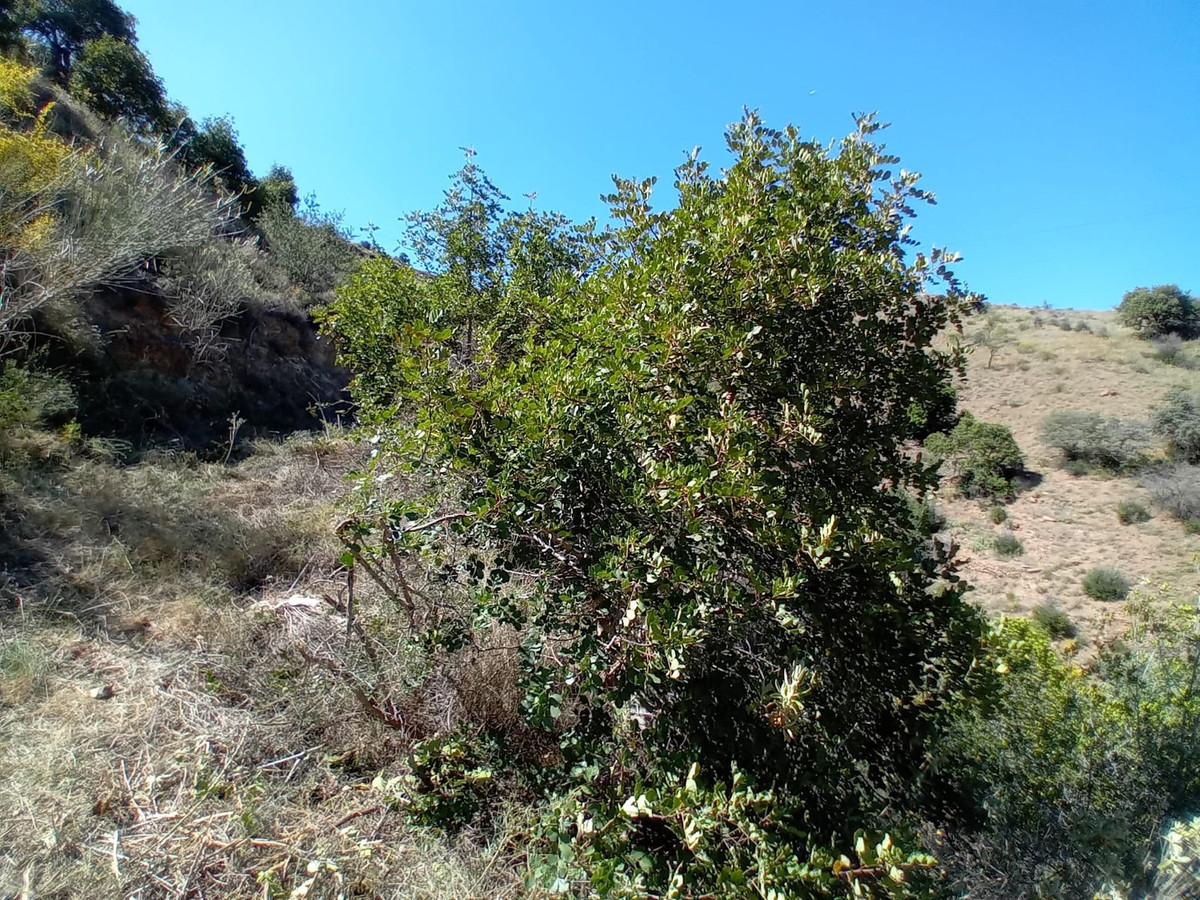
[943,306,1200,640]
[0,432,529,899]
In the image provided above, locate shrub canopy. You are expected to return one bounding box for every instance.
[325,113,987,896]
[1117,285,1196,340]
[1040,410,1151,471]
[925,412,1024,499]
[1151,390,1200,463]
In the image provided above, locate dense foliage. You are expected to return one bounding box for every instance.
[1116,284,1196,339]
[325,114,988,896]
[924,412,1024,499]
[68,32,164,131]
[931,599,1200,898]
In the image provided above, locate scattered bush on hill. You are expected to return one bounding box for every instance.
[1116,499,1151,525]
[1030,602,1075,639]
[993,531,1024,558]
[924,412,1025,499]
[1144,465,1200,529]
[1039,410,1151,472]
[256,194,359,303]
[1151,390,1200,463]
[1117,285,1196,340]
[1082,567,1132,602]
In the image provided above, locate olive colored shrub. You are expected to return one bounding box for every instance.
[255,196,359,302]
[1116,499,1151,525]
[1151,390,1200,462]
[1144,465,1200,528]
[989,505,1008,524]
[993,531,1024,558]
[905,491,946,537]
[1117,285,1196,340]
[907,378,958,439]
[0,362,74,430]
[1147,335,1197,368]
[325,114,984,897]
[1082,567,1132,602]
[925,412,1025,499]
[1039,410,1150,471]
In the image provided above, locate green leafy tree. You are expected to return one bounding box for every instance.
[13,0,136,82]
[325,113,985,896]
[252,163,298,212]
[969,316,1013,369]
[402,149,510,368]
[69,33,165,131]
[1116,284,1196,340]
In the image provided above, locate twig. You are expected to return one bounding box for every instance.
[333,805,383,829]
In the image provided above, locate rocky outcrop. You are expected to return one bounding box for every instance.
[43,283,351,453]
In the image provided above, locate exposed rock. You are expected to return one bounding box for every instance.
[38,282,351,454]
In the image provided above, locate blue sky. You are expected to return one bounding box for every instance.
[122,0,1198,309]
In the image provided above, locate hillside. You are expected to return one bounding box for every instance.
[948,306,1200,640]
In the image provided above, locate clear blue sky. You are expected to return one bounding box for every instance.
[122,0,1198,309]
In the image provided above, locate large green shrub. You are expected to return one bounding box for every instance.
[1151,389,1200,462]
[924,412,1025,499]
[1116,285,1196,340]
[325,114,985,897]
[1040,410,1151,471]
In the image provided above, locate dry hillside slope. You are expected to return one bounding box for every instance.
[947,305,1200,640]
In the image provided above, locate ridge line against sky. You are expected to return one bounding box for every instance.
[122,0,1199,310]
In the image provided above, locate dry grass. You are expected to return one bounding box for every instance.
[943,306,1200,640]
[0,432,529,899]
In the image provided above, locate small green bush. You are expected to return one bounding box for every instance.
[924,412,1025,500]
[1057,319,1073,331]
[989,505,1008,524]
[1031,603,1076,638]
[0,363,75,432]
[1116,499,1151,525]
[993,531,1024,558]
[1082,567,1132,602]
[256,196,359,302]
[1147,335,1197,368]
[1117,284,1197,340]
[1040,410,1150,471]
[1151,390,1200,462]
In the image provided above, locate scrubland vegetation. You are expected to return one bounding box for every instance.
[3,2,1200,898]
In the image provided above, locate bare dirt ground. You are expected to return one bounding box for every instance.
[944,306,1200,642]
